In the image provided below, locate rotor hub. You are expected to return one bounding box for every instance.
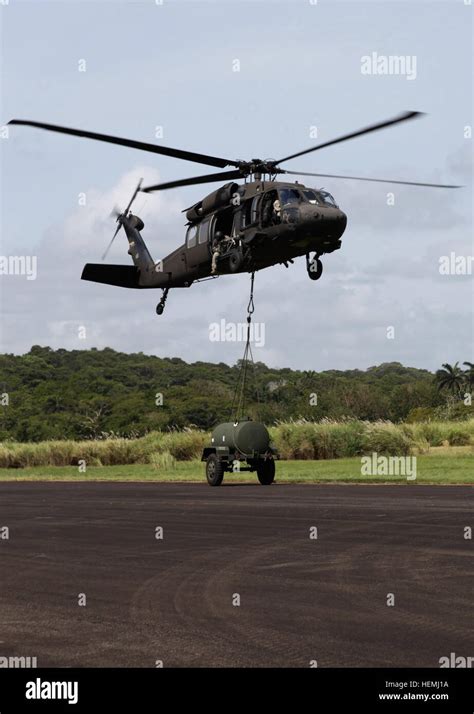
[237,159,281,178]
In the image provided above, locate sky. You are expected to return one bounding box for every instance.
[0,0,472,371]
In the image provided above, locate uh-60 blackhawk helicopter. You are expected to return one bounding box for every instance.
[9,111,459,314]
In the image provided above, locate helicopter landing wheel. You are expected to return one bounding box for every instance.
[156,288,169,315]
[306,253,323,281]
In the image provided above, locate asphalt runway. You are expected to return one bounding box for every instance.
[0,483,472,668]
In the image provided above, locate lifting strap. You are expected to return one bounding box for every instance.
[231,272,260,422]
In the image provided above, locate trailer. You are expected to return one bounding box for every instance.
[201,418,279,486]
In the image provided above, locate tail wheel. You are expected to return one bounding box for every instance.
[206,454,224,487]
[156,288,169,316]
[256,459,275,485]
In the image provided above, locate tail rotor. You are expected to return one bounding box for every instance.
[102,178,143,260]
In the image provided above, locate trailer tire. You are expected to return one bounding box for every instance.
[206,453,224,487]
[256,459,275,485]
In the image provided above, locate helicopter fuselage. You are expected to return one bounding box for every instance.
[128,179,346,288]
[81,180,347,311]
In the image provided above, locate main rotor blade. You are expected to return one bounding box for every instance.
[142,169,242,192]
[282,169,461,189]
[8,119,237,169]
[274,111,424,166]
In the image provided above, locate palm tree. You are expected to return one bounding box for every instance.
[435,362,465,396]
[463,362,474,389]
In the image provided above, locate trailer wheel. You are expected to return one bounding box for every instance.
[257,459,275,485]
[206,454,224,487]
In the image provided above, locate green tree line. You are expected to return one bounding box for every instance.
[0,347,472,442]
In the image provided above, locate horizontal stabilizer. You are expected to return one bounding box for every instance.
[81,263,142,289]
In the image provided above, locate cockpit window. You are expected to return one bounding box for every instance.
[279,188,301,205]
[301,189,338,207]
[302,189,321,205]
[318,190,338,207]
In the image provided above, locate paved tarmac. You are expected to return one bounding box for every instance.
[0,483,472,667]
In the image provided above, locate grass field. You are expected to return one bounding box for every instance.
[0,449,472,484]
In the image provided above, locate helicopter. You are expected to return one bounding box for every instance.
[8,111,460,315]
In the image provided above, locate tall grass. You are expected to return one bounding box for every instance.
[270,420,414,459]
[0,431,208,468]
[0,420,473,468]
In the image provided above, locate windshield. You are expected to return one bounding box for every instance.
[302,189,321,205]
[318,190,338,207]
[279,188,301,205]
[302,188,338,207]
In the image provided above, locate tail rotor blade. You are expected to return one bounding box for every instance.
[102,222,122,261]
[102,178,143,260]
[123,178,143,215]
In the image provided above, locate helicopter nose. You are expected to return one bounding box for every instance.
[336,209,347,234]
[311,207,347,238]
[328,209,347,239]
